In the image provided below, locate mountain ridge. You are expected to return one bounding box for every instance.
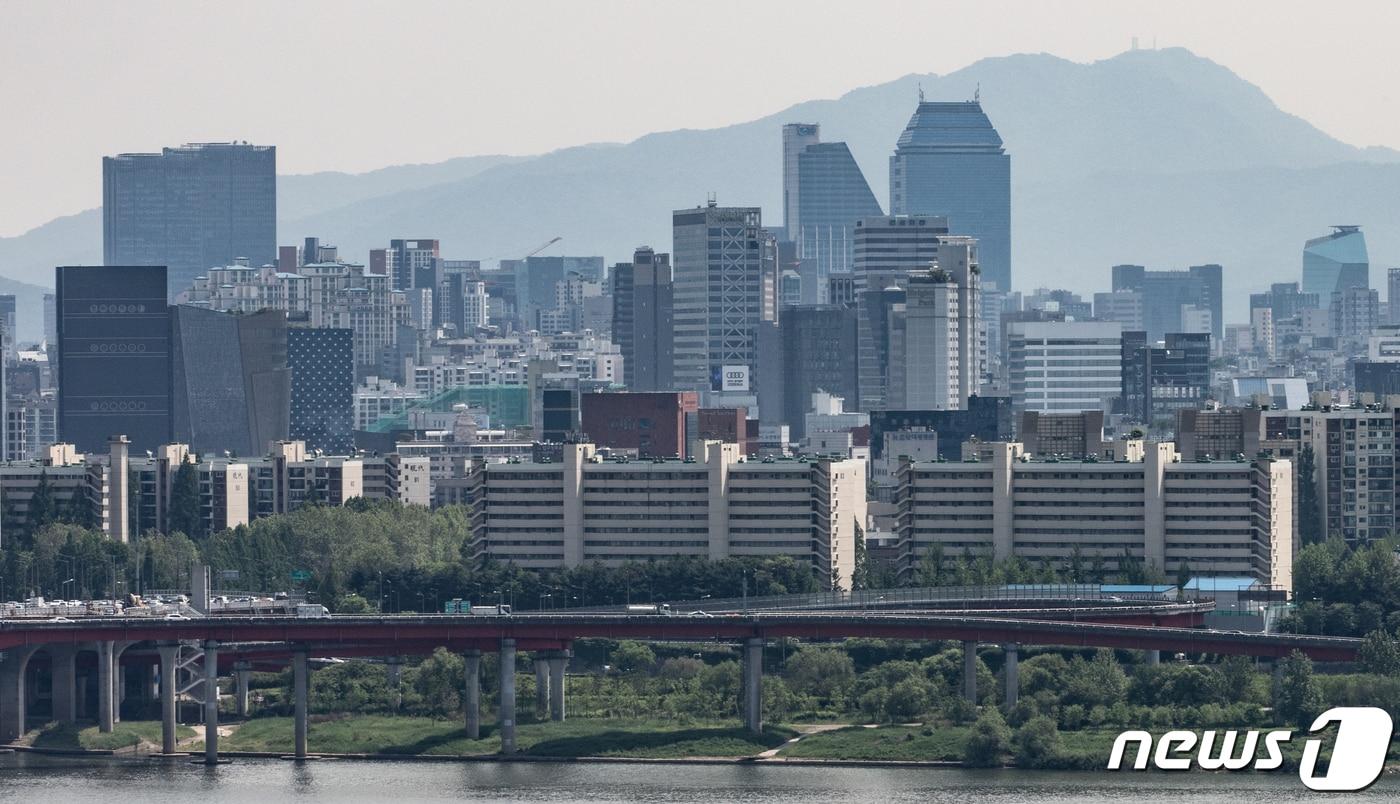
[2,47,1396,331]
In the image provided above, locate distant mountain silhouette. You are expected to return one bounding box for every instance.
[3,47,1397,334]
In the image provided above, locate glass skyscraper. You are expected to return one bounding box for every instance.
[795,142,884,304]
[889,100,1011,294]
[671,202,768,391]
[1302,225,1369,302]
[103,142,276,299]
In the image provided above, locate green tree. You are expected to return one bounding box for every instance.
[851,522,870,591]
[166,457,201,537]
[1296,445,1322,544]
[610,641,656,674]
[963,706,1012,767]
[26,470,55,536]
[1062,650,1128,708]
[784,648,856,703]
[1273,651,1324,727]
[1014,715,1064,768]
[1358,629,1400,676]
[410,648,464,718]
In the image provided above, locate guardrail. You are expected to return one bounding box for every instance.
[564,583,1187,614]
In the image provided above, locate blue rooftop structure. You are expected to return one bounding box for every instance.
[894,101,1006,153]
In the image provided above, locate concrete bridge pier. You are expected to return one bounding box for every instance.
[533,655,549,718]
[202,640,220,764]
[498,639,517,754]
[1146,649,1161,666]
[233,661,252,717]
[742,638,763,734]
[50,645,79,723]
[97,641,116,732]
[963,641,978,704]
[0,646,39,743]
[293,650,309,759]
[1003,643,1019,709]
[547,650,568,722]
[158,642,180,755]
[386,657,403,712]
[463,649,481,739]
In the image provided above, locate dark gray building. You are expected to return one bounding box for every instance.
[868,396,1014,461]
[1120,331,1212,423]
[757,305,858,439]
[890,100,1011,294]
[288,327,354,454]
[612,246,674,391]
[56,265,172,452]
[1111,263,1223,341]
[103,142,276,298]
[171,306,290,455]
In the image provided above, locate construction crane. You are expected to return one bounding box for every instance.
[524,236,562,259]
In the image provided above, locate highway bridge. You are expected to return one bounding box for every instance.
[0,607,1356,765]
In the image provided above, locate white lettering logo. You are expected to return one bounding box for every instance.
[1108,707,1392,791]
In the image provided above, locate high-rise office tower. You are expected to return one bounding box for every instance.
[171,307,291,455]
[55,265,172,452]
[1331,286,1380,349]
[889,237,983,410]
[1302,225,1368,303]
[439,274,488,336]
[388,239,441,295]
[672,202,765,391]
[103,142,276,298]
[781,124,884,304]
[852,215,949,410]
[1110,263,1223,342]
[1389,269,1400,326]
[288,327,354,454]
[890,100,1011,293]
[1007,320,1122,413]
[612,247,674,391]
[781,123,821,239]
[0,294,15,358]
[43,293,56,346]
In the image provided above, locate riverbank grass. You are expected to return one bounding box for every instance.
[31,720,195,751]
[217,715,794,758]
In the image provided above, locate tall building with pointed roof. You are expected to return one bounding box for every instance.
[890,100,1011,294]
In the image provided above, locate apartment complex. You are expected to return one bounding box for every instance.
[465,441,866,588]
[1,438,430,540]
[894,441,1294,589]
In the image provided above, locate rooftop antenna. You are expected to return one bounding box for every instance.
[917,82,924,103]
[974,83,980,103]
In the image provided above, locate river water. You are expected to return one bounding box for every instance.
[0,753,1394,802]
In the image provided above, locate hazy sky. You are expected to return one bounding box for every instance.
[3,0,1399,237]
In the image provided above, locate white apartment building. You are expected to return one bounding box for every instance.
[894,441,1293,590]
[354,377,426,430]
[467,441,866,589]
[1007,320,1123,413]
